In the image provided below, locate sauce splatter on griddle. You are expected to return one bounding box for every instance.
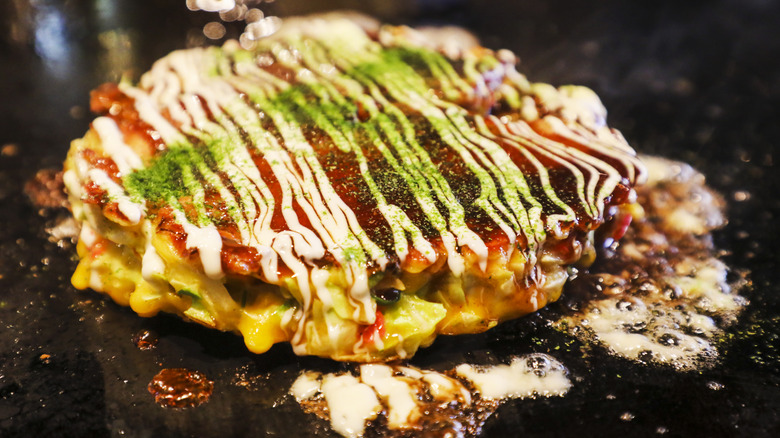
[148,368,214,408]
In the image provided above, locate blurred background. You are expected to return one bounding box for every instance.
[0,0,778,436]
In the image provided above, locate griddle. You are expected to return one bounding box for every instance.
[1,0,778,436]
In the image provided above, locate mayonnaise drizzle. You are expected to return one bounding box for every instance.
[172,208,224,279]
[91,117,143,175]
[87,169,144,224]
[141,221,166,281]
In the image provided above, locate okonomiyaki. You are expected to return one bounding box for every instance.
[63,14,646,362]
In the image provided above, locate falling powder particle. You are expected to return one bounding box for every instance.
[186,0,281,46]
[203,22,227,40]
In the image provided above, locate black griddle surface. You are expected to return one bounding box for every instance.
[1,0,779,436]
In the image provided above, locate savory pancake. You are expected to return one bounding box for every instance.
[63,14,645,362]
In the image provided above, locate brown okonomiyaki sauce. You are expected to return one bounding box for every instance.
[148,368,214,408]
